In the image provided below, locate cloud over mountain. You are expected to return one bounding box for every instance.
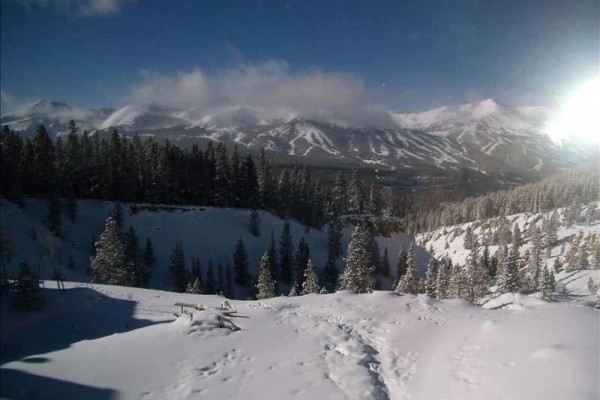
[130,60,396,128]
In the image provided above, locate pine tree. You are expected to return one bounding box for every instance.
[124,226,142,286]
[591,244,600,269]
[91,217,135,286]
[323,254,338,293]
[425,258,438,298]
[293,237,310,291]
[248,209,261,237]
[339,226,374,293]
[436,257,451,299]
[205,260,216,294]
[13,260,42,309]
[216,262,224,295]
[394,250,408,288]
[327,218,343,259]
[233,238,249,285]
[288,285,298,296]
[140,238,155,288]
[110,202,124,230]
[449,263,465,299]
[553,256,563,273]
[278,220,294,285]
[256,252,276,299]
[45,193,62,236]
[169,241,188,292]
[498,250,520,293]
[540,267,556,301]
[395,244,419,295]
[301,259,320,295]
[464,226,474,249]
[266,231,278,282]
[587,277,596,294]
[381,246,391,277]
[185,278,202,294]
[577,246,589,270]
[224,263,234,298]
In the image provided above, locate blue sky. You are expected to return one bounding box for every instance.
[1,0,598,113]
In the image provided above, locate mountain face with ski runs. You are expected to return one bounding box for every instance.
[1,99,595,184]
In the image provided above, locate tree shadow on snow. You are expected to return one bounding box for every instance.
[0,368,117,400]
[1,287,166,364]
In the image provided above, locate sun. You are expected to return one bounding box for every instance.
[547,77,600,144]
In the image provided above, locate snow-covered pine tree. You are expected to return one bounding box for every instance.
[576,246,589,270]
[395,244,419,295]
[339,226,374,293]
[367,183,383,216]
[327,218,343,259]
[449,262,464,299]
[185,277,202,294]
[255,251,276,299]
[591,244,600,269]
[288,284,298,297]
[319,287,328,294]
[468,243,488,300]
[168,241,188,292]
[233,238,249,285]
[91,216,136,286]
[301,259,320,295]
[512,223,522,249]
[248,209,261,237]
[393,250,408,288]
[436,257,451,299]
[498,249,520,293]
[124,226,142,286]
[425,258,438,298]
[540,267,556,301]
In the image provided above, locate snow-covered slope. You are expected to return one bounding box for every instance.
[0,198,430,295]
[2,282,598,400]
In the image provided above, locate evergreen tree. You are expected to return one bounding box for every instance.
[425,258,438,298]
[140,238,155,288]
[91,217,135,286]
[278,220,294,285]
[205,260,216,294]
[553,256,563,273]
[266,231,278,282]
[540,267,556,301]
[224,263,234,298]
[45,193,62,236]
[256,252,276,299]
[367,183,383,216]
[591,244,600,269]
[110,202,124,230]
[216,262,224,295]
[248,209,261,237]
[293,237,310,291]
[436,257,451,299]
[327,218,343,259]
[339,226,374,293]
[13,260,42,309]
[124,226,142,286]
[301,259,320,295]
[395,244,419,295]
[190,257,203,288]
[393,250,408,289]
[449,263,465,299]
[169,241,188,292]
[185,278,202,294]
[381,246,391,277]
[498,250,520,293]
[323,254,339,293]
[232,238,249,285]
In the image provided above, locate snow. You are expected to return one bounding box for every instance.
[2,282,598,400]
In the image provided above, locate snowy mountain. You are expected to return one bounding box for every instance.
[2,99,595,182]
[0,100,113,135]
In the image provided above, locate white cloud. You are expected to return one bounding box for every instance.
[131,60,395,128]
[12,0,132,17]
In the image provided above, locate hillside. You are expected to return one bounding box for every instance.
[0,198,431,296]
[2,281,598,400]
